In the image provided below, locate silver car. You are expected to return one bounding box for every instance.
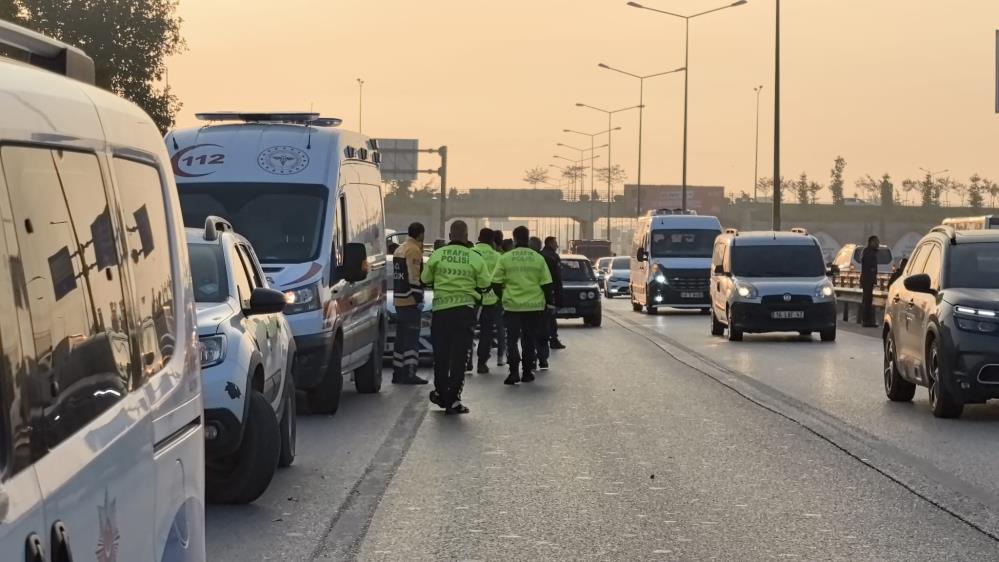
[603,257,631,298]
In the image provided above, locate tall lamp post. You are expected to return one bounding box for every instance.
[774,0,781,229]
[356,78,364,134]
[597,63,685,217]
[564,127,620,236]
[575,102,641,239]
[627,0,748,212]
[753,84,763,201]
[557,142,609,201]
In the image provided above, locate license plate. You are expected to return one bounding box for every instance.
[771,310,805,320]
[558,307,576,315]
[681,292,704,299]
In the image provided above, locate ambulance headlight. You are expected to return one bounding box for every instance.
[284,282,321,315]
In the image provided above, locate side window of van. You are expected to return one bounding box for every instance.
[332,194,346,275]
[342,178,384,263]
[1,146,132,452]
[113,158,175,379]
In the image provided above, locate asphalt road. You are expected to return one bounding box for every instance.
[207,302,999,561]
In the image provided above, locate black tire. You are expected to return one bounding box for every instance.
[883,332,916,402]
[206,391,280,504]
[278,372,297,468]
[699,308,710,316]
[820,327,837,342]
[632,300,642,312]
[646,305,658,315]
[728,324,743,342]
[584,309,603,327]
[354,324,385,394]
[711,310,725,336]
[306,337,343,415]
[799,331,813,337]
[928,339,963,419]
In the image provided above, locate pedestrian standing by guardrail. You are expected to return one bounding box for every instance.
[860,235,880,327]
[422,220,491,415]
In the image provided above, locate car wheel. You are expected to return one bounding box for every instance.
[278,372,297,468]
[928,339,963,419]
[354,324,385,394]
[883,332,915,402]
[799,331,813,337]
[820,327,836,342]
[699,308,710,315]
[711,310,725,336]
[306,337,343,415]
[646,305,657,315]
[206,391,280,504]
[584,309,603,328]
[728,324,743,342]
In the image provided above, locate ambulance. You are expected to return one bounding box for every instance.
[0,20,204,561]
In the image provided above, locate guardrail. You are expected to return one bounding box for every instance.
[833,271,892,324]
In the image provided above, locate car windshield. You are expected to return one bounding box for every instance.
[651,229,718,258]
[178,183,327,263]
[852,247,893,264]
[611,257,630,270]
[561,259,596,282]
[732,245,826,277]
[189,244,228,303]
[947,243,999,289]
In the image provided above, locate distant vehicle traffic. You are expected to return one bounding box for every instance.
[594,257,613,284]
[831,243,894,276]
[568,239,612,263]
[603,256,631,298]
[557,256,603,327]
[942,215,999,231]
[630,210,722,313]
[188,219,297,504]
[167,112,387,416]
[0,20,205,560]
[882,226,999,419]
[710,231,838,342]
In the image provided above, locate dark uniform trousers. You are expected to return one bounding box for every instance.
[432,306,476,405]
[535,308,553,363]
[476,304,500,365]
[861,282,875,325]
[505,311,542,375]
[393,305,422,379]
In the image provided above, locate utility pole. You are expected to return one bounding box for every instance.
[773,0,782,230]
[356,78,364,134]
[753,85,763,202]
[412,145,450,240]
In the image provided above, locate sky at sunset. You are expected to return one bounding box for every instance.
[167,1,999,202]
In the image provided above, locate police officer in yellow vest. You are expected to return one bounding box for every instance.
[472,228,502,374]
[421,220,491,414]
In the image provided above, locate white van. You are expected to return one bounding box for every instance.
[0,21,204,561]
[166,113,386,415]
[630,210,722,313]
[710,231,837,342]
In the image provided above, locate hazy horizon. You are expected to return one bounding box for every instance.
[167,0,999,203]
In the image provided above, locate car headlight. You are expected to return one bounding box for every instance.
[654,274,667,284]
[199,335,226,368]
[283,282,321,315]
[815,282,835,299]
[955,306,999,333]
[588,291,597,299]
[736,283,758,299]
[580,291,588,301]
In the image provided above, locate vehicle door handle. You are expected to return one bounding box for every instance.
[50,521,73,562]
[25,533,45,562]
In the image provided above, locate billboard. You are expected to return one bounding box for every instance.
[377,138,419,182]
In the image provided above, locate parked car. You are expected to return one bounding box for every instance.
[557,255,602,327]
[168,112,385,416]
[831,243,894,276]
[188,218,297,503]
[882,226,999,418]
[603,256,631,298]
[0,21,205,560]
[595,257,613,283]
[710,231,838,342]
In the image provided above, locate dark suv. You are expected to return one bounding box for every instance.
[882,226,999,418]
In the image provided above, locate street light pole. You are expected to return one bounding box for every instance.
[753,85,763,201]
[627,1,748,212]
[575,104,641,239]
[773,0,781,230]
[357,78,364,134]
[565,127,620,238]
[597,64,685,217]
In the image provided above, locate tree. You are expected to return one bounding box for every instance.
[561,166,586,199]
[829,156,847,205]
[11,0,186,133]
[523,166,549,190]
[0,0,19,19]
[595,165,627,187]
[854,175,881,204]
[756,176,793,200]
[794,172,823,205]
[986,178,999,208]
[967,174,985,209]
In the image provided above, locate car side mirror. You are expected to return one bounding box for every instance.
[713,264,725,276]
[339,242,368,283]
[903,273,934,295]
[827,264,839,277]
[636,248,647,262]
[247,287,287,316]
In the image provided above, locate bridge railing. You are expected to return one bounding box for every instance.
[833,271,892,325]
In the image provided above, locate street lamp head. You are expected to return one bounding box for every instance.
[676,66,687,72]
[598,63,610,69]
[613,127,622,131]
[626,1,644,7]
[731,0,748,6]
[575,103,585,107]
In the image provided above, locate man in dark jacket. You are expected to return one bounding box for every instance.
[860,235,880,327]
[541,236,565,349]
